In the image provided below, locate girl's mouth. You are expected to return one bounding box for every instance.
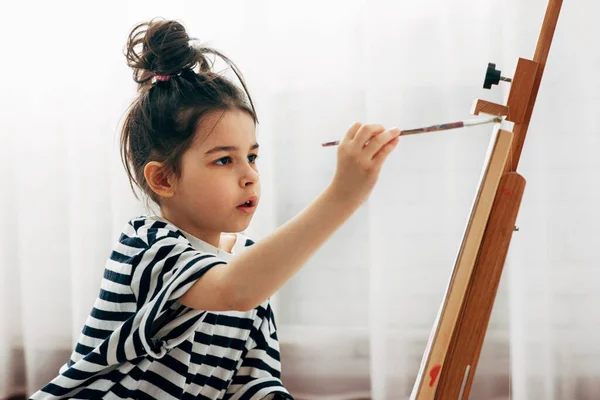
[237,197,258,214]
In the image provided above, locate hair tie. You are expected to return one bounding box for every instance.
[155,75,171,82]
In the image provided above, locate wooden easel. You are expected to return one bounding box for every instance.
[410,1,563,399]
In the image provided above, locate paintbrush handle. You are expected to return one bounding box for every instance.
[321,117,501,147]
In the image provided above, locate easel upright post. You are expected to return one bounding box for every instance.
[411,1,563,398]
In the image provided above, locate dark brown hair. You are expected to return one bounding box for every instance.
[120,18,257,204]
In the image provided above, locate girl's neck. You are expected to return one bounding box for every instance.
[159,208,221,249]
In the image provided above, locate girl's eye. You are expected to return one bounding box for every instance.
[214,156,232,166]
[214,154,258,166]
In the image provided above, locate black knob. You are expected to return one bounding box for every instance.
[483,63,512,89]
[484,63,501,89]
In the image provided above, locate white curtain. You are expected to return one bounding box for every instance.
[1,1,598,399]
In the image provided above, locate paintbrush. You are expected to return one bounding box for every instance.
[321,116,502,147]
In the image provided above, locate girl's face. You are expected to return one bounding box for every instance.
[165,109,261,244]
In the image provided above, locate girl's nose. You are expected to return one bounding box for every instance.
[240,166,259,187]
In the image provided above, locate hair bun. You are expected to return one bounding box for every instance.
[125,18,202,85]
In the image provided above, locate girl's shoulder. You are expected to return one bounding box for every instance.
[121,215,188,248]
[122,215,255,253]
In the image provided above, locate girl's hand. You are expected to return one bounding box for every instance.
[328,122,401,208]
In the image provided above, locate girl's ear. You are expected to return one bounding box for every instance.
[144,161,176,198]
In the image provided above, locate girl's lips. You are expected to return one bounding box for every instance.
[236,204,257,214]
[238,195,258,208]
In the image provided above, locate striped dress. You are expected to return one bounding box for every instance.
[30,216,293,400]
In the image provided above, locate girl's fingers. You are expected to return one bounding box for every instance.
[353,123,386,149]
[341,122,363,145]
[372,136,400,167]
[364,128,401,159]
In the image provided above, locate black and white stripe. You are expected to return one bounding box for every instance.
[31,216,293,400]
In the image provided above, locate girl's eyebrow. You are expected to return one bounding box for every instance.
[204,143,259,155]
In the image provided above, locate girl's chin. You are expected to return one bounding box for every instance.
[223,217,253,232]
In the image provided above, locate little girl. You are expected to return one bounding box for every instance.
[31,18,400,400]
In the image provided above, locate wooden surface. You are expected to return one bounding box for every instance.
[434,173,526,399]
[507,0,563,171]
[506,58,539,124]
[471,99,510,118]
[410,129,514,399]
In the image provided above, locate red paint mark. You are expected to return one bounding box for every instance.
[503,189,511,197]
[429,364,442,387]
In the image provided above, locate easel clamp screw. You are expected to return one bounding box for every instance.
[484,62,512,89]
